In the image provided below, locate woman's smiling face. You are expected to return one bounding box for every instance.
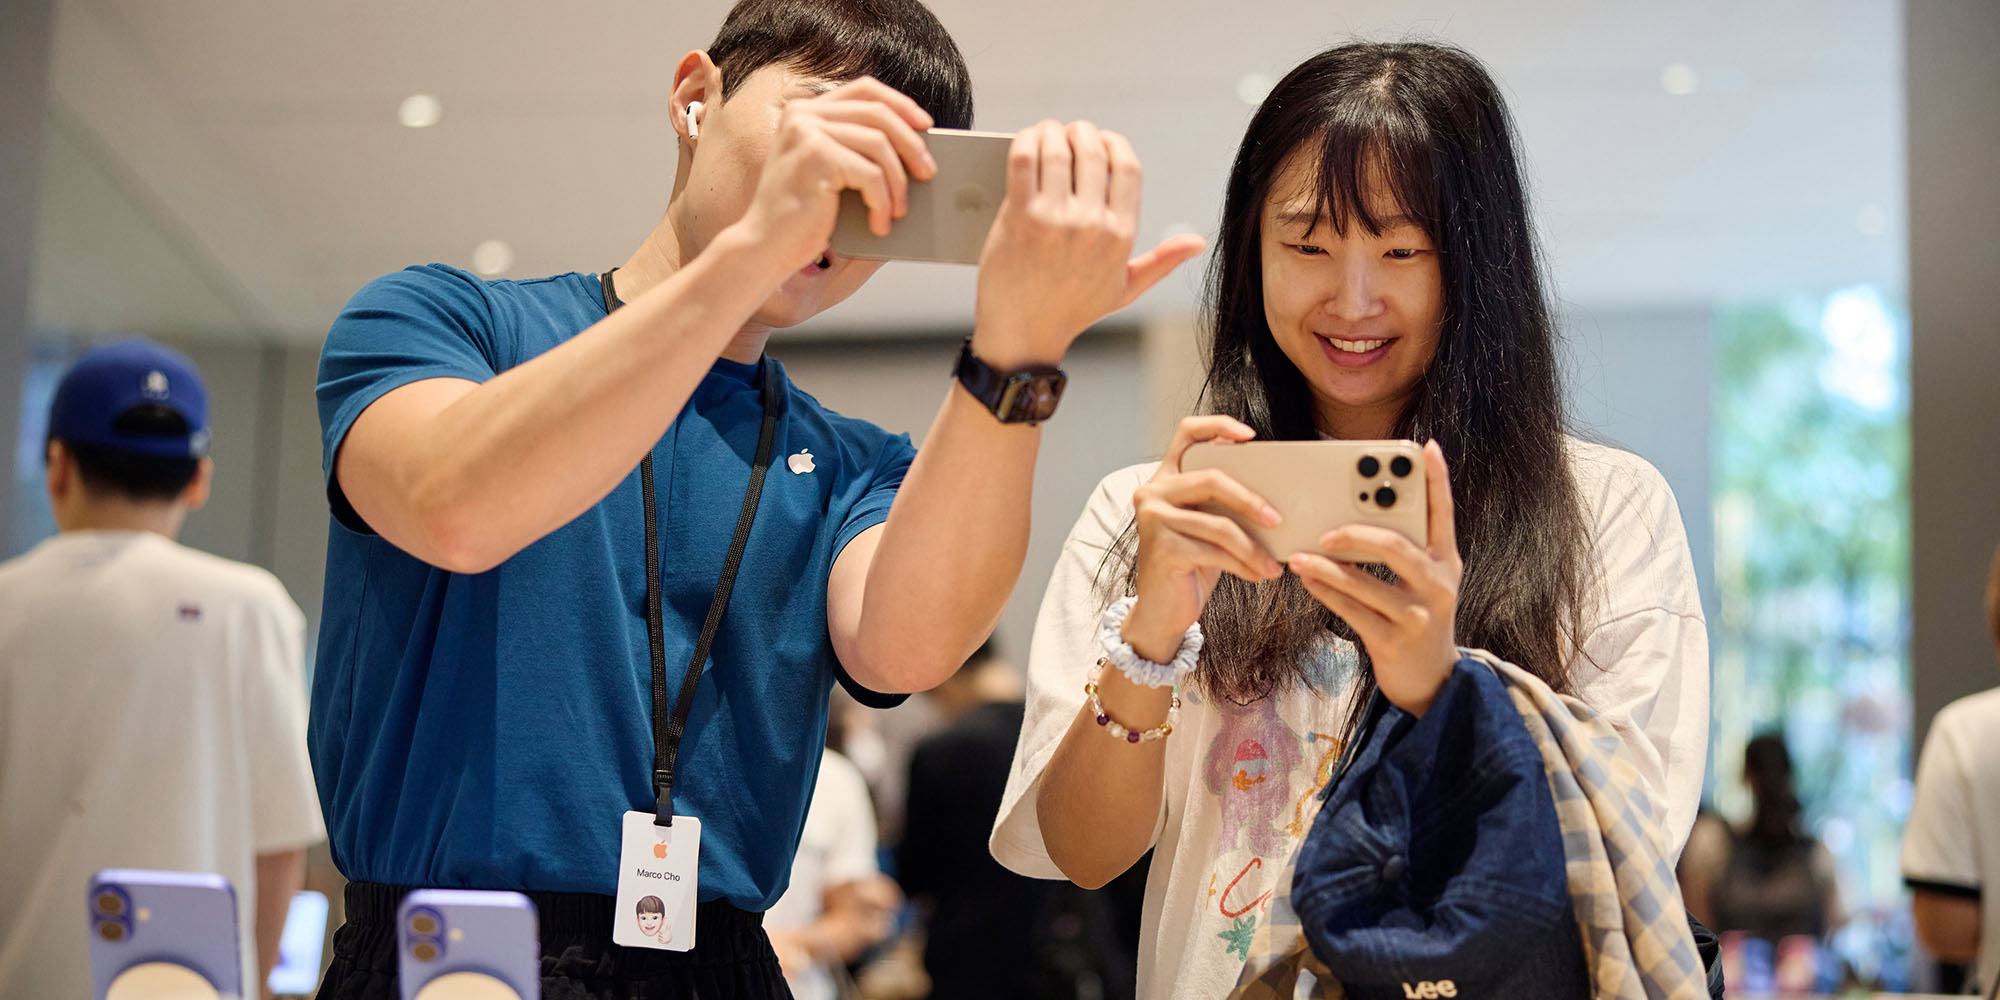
[1258,145,1445,440]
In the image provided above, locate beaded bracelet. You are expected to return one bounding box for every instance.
[1097,594,1203,689]
[1085,658,1181,744]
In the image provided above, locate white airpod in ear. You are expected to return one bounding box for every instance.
[685,101,704,139]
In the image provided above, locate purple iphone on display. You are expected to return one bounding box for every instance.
[397,890,541,1000]
[87,869,242,1000]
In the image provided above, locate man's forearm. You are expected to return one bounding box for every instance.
[842,383,1042,691]
[341,226,792,571]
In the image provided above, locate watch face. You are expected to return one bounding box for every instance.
[1007,372,1067,423]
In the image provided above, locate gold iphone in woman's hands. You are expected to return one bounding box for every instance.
[1180,439,1429,565]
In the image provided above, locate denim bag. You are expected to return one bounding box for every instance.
[1290,657,1590,1000]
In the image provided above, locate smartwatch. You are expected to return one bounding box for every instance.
[953,338,1068,425]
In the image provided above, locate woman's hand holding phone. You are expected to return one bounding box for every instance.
[1122,417,1286,662]
[1287,441,1464,717]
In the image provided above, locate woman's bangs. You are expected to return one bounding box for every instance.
[1308,103,1440,243]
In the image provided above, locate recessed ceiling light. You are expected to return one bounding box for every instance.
[399,94,443,129]
[1660,64,1698,96]
[471,240,514,276]
[1236,73,1275,107]
[1856,204,1888,237]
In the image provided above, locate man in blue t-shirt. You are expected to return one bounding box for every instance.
[307,0,1204,997]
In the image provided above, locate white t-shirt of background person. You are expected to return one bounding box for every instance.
[1902,685,2000,992]
[0,531,326,1000]
[766,748,882,1000]
[991,439,1710,999]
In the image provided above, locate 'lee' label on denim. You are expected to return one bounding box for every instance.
[1402,981,1457,999]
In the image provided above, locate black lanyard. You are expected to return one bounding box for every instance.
[600,268,781,827]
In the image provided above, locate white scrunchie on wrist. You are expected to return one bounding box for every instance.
[1098,595,1203,688]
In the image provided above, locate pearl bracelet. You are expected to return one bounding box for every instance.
[1086,659,1180,743]
[1097,594,1203,689]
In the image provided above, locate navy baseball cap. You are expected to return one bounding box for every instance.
[48,340,211,459]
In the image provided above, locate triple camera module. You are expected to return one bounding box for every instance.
[1356,453,1415,509]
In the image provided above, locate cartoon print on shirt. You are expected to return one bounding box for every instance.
[1302,634,1360,695]
[1218,914,1258,961]
[1203,693,1303,859]
[1281,638,1357,839]
[1284,731,1345,839]
[1219,856,1273,919]
[1194,636,1357,967]
[1195,692,1301,965]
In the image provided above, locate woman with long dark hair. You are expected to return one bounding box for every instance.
[993,42,1709,995]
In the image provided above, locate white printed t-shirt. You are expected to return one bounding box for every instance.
[0,531,325,999]
[991,439,1709,999]
[1902,686,2000,992]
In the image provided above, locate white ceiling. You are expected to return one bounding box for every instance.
[29,0,1905,345]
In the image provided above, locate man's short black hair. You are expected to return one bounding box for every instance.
[707,0,974,130]
[49,405,201,502]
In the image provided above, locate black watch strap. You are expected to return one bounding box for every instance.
[953,339,1068,425]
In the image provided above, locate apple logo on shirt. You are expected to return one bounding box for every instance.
[788,449,816,475]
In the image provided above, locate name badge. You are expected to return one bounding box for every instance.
[612,810,700,952]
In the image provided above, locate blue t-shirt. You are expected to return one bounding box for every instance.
[309,264,914,908]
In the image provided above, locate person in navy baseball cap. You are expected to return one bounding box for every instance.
[48,339,211,460]
[2,337,325,1000]
[43,339,214,522]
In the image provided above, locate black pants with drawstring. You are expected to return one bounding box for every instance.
[315,881,793,1000]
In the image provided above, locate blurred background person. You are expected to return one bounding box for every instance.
[900,641,1047,999]
[0,341,324,1000]
[1901,541,2000,993]
[899,641,1141,1000]
[1681,733,1845,971]
[766,742,903,1000]
[831,685,939,849]
[1690,746,1841,994]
